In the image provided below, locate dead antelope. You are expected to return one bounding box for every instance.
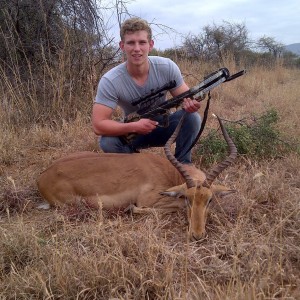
[37,115,237,241]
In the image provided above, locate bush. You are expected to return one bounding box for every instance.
[195,109,298,165]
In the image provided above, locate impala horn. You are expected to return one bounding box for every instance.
[204,114,237,187]
[164,112,196,188]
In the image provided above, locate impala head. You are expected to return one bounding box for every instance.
[163,113,237,241]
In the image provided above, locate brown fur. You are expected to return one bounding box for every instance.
[37,151,233,240]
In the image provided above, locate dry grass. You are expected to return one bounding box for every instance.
[0,60,300,299]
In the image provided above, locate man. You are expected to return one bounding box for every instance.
[92,18,201,164]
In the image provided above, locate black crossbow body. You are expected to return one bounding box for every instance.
[121,67,246,144]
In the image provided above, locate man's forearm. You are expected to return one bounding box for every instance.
[93,119,137,136]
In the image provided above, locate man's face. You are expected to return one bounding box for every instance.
[119,30,154,66]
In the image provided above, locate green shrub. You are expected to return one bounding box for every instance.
[195,109,298,165]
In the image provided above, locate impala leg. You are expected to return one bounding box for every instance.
[124,204,157,214]
[124,204,182,215]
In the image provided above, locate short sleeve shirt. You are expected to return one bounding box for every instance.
[95,56,184,116]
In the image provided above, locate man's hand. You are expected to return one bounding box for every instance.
[135,118,158,135]
[182,98,201,113]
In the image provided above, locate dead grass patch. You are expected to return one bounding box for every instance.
[0,63,300,299]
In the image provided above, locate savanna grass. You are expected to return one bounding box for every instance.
[0,56,300,299]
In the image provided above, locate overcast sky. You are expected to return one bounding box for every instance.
[124,0,299,49]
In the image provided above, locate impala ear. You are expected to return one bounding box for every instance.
[211,184,236,198]
[160,183,187,198]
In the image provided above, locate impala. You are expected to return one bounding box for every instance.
[37,115,237,240]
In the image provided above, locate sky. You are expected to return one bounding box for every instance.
[123,0,300,50]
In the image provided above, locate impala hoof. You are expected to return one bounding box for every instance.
[37,202,50,210]
[124,204,135,214]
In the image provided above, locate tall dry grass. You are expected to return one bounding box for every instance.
[0,55,300,299]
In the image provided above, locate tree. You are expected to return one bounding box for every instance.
[256,36,284,58]
[0,0,130,125]
[0,0,120,72]
[182,21,250,62]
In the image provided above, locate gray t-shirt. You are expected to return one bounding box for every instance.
[95,56,184,116]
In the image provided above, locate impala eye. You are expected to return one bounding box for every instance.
[207,197,213,206]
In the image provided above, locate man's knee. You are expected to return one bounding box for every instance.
[181,112,201,134]
[99,136,128,153]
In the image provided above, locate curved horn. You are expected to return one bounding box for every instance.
[164,112,196,188]
[204,114,237,186]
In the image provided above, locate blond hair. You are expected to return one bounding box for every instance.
[120,18,152,41]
